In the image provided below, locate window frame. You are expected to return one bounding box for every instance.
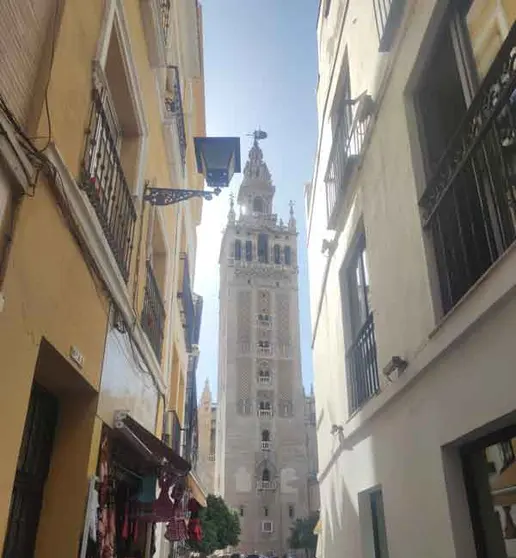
[93,0,149,200]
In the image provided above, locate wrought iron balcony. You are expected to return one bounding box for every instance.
[178,253,195,352]
[164,65,187,170]
[346,312,379,415]
[80,89,136,281]
[261,441,271,451]
[419,23,516,315]
[373,0,405,52]
[258,409,273,418]
[141,261,166,361]
[325,94,371,229]
[258,375,271,385]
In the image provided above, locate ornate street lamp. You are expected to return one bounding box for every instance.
[143,136,241,206]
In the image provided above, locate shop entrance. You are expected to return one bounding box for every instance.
[3,382,59,558]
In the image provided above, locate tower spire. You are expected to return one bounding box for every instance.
[289,200,296,231]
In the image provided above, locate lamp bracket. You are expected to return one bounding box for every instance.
[143,186,221,206]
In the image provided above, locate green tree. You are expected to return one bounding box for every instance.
[188,494,241,555]
[288,512,319,558]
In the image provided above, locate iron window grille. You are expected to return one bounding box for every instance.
[419,23,516,315]
[80,88,137,282]
[141,261,166,361]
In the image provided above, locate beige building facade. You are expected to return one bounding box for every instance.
[307,1,516,558]
[214,136,316,556]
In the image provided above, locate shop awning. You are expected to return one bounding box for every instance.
[114,411,191,475]
[187,471,208,507]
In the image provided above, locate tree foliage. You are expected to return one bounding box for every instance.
[188,494,241,555]
[288,512,319,557]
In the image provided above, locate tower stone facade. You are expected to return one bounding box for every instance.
[215,134,314,556]
[197,380,216,494]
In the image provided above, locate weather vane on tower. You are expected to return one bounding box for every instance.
[247,129,268,144]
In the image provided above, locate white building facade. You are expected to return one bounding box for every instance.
[216,136,314,556]
[307,1,516,558]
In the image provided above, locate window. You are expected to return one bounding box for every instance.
[262,469,270,482]
[373,0,405,52]
[416,2,516,315]
[240,506,244,517]
[259,401,271,412]
[253,196,264,213]
[264,506,269,517]
[262,520,273,533]
[274,244,281,264]
[262,429,270,442]
[284,246,292,266]
[238,398,252,415]
[258,363,271,384]
[258,234,269,263]
[341,234,379,414]
[245,240,253,261]
[234,239,242,260]
[359,487,389,558]
[279,400,293,417]
[288,505,295,519]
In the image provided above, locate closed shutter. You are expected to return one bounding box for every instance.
[0,0,55,125]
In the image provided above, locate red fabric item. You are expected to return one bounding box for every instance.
[188,518,202,542]
[122,503,130,539]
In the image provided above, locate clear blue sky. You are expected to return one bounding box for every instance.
[194,0,319,400]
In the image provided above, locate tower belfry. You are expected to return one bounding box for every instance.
[215,134,314,555]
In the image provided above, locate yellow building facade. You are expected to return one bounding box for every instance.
[0,0,207,556]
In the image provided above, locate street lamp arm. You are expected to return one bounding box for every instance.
[143,186,221,206]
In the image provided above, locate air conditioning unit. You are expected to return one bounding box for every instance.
[262,520,273,533]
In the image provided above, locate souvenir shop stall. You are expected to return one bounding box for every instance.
[80,412,203,558]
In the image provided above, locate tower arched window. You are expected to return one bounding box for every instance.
[284,246,292,266]
[262,468,270,482]
[253,196,264,213]
[245,240,253,261]
[259,363,270,383]
[274,244,281,264]
[234,239,242,260]
[258,234,269,263]
[262,429,270,442]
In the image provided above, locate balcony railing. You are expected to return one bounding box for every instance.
[164,65,187,169]
[258,375,271,385]
[419,23,516,315]
[178,253,195,352]
[325,94,371,229]
[346,312,379,414]
[373,0,405,52]
[159,0,171,46]
[258,409,273,418]
[257,481,276,491]
[141,261,166,361]
[261,441,271,451]
[80,89,136,281]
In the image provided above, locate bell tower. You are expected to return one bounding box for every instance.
[215,132,311,556]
